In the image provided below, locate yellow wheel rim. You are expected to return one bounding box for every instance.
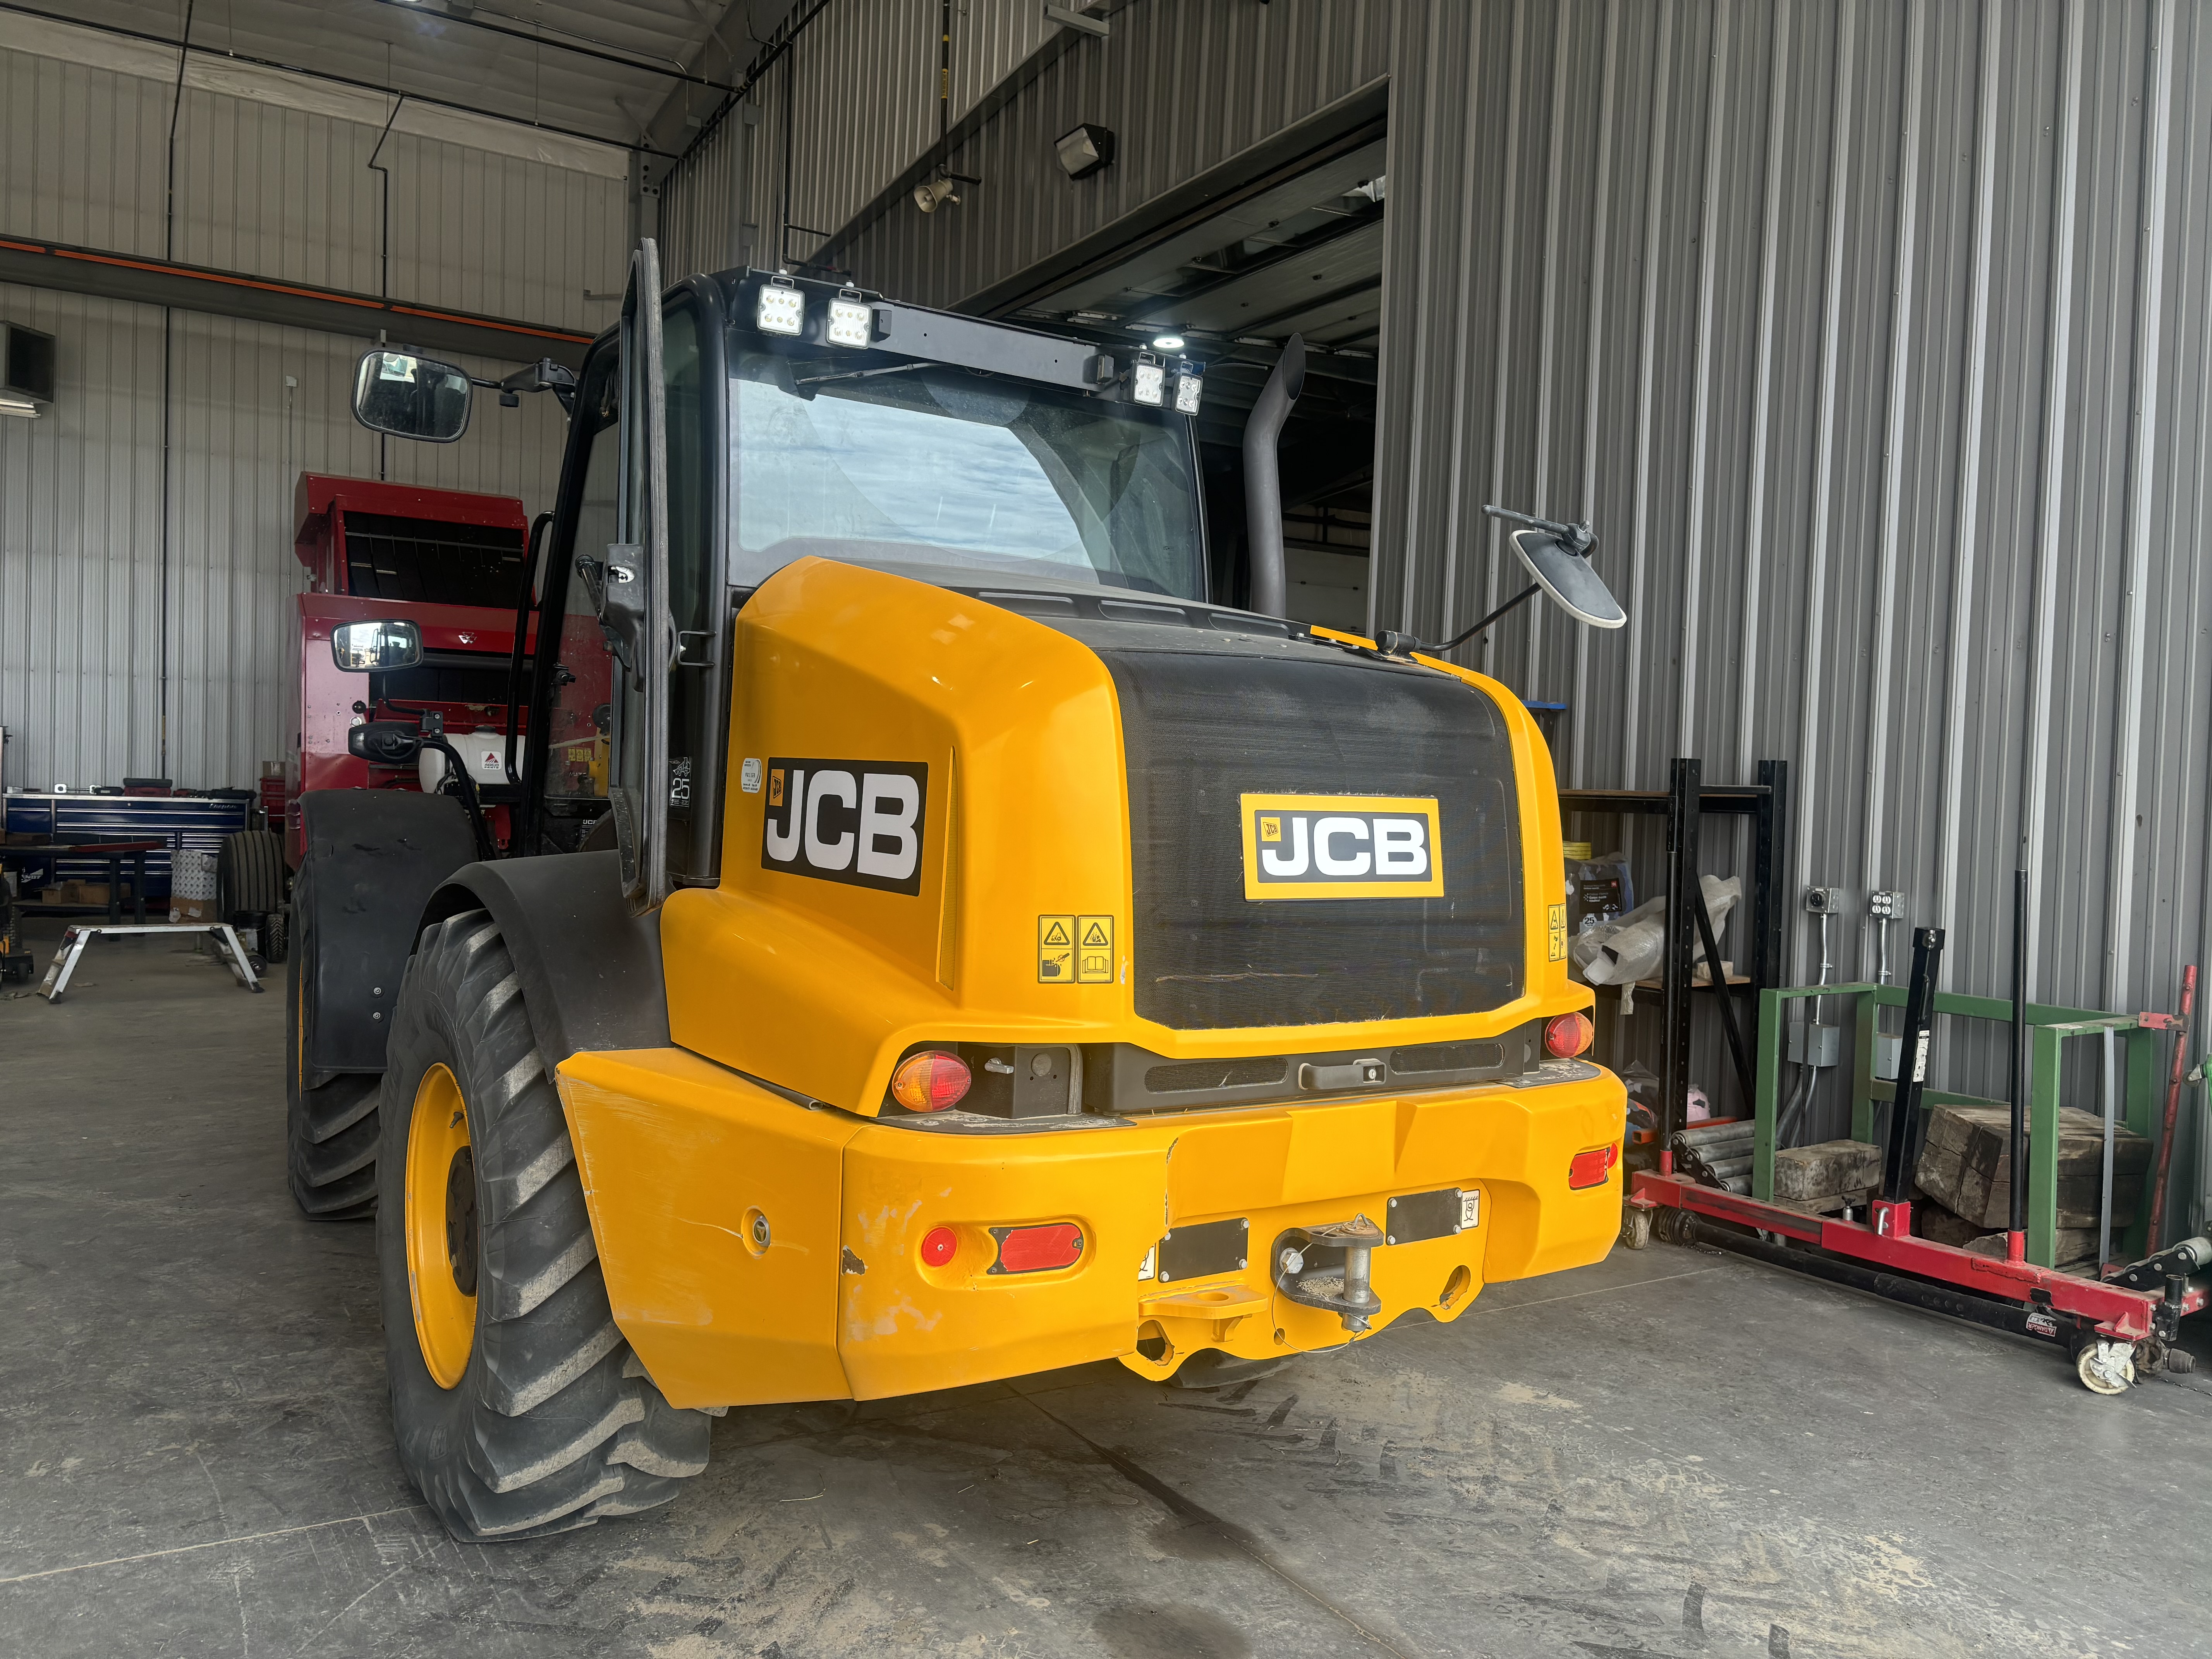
[405,1063,477,1389]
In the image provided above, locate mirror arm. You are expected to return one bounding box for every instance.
[1379,581,1544,661]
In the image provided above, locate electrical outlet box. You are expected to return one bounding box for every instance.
[1868,890,1903,920]
[1803,886,1842,914]
[1872,1031,1901,1080]
[1789,1022,1841,1067]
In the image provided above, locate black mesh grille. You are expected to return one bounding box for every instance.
[1390,1039,1506,1074]
[342,510,524,607]
[1101,645,1524,1029]
[1146,1057,1289,1094]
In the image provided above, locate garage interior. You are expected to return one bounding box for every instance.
[5,3,2212,1657]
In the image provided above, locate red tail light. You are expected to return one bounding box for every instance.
[1546,1012,1595,1057]
[891,1050,971,1112]
[991,1222,1085,1274]
[1568,1142,1619,1189]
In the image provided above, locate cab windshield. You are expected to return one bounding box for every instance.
[727,350,1206,599]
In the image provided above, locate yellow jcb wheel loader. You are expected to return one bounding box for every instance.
[291,242,1629,1540]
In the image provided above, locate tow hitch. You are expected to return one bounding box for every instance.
[1272,1215,1385,1331]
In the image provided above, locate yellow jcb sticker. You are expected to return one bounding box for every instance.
[1548,902,1568,962]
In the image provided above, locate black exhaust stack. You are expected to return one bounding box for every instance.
[1241,333,1306,617]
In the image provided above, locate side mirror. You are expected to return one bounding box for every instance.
[1510,529,1626,629]
[352,349,472,443]
[332,619,422,671]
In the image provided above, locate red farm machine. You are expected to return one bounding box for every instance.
[282,473,605,868]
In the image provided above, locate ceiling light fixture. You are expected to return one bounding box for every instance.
[1054,122,1116,180]
[1150,334,1185,351]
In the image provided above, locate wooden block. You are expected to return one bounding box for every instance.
[1773,1140,1883,1200]
[1914,1103,2149,1230]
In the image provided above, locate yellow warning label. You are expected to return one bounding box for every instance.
[1547,902,1568,962]
[1037,915,1075,983]
[1077,915,1114,984]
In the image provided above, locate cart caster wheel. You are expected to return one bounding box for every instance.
[2076,1338,2137,1395]
[1620,1207,1653,1251]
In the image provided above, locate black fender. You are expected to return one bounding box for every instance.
[298,790,478,1081]
[417,850,669,1075]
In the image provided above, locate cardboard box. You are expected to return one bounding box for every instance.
[61,880,109,906]
[170,895,215,924]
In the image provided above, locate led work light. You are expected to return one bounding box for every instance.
[826,289,873,348]
[1173,360,1204,415]
[1131,352,1165,407]
[756,277,805,337]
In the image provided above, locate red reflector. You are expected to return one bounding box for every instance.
[1546,1012,1595,1057]
[992,1222,1084,1274]
[891,1049,971,1112]
[920,1225,958,1267]
[1568,1143,1619,1190]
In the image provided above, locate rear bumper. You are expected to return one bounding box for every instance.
[557,1049,1626,1410]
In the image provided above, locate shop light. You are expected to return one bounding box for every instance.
[826,289,873,348]
[1131,352,1165,407]
[1150,334,1185,351]
[756,277,805,337]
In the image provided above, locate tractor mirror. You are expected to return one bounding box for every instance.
[352,349,473,443]
[332,619,422,671]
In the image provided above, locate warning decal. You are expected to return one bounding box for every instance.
[1038,915,1075,983]
[1077,915,1114,984]
[1038,914,1116,984]
[1547,903,1567,961]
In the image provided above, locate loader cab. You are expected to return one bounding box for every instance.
[514,259,1212,908]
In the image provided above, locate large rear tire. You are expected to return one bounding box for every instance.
[219,828,285,919]
[376,908,711,1540]
[286,857,380,1221]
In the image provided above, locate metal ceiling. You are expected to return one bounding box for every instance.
[0,0,799,153]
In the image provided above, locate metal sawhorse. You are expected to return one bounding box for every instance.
[38,923,264,1003]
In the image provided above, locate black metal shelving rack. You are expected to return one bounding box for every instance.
[1559,758,1790,1152]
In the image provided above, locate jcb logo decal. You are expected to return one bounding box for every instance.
[1239,793,1444,901]
[762,757,928,895]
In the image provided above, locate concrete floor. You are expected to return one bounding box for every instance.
[3,918,2209,1659]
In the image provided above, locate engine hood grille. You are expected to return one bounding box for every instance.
[1090,635,1525,1030]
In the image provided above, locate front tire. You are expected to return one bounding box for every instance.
[287,857,381,1219]
[376,908,711,1540]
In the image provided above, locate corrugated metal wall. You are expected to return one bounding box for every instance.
[657,0,1061,283]
[827,0,1395,309]
[661,0,2209,1125]
[1367,0,2212,1077]
[0,21,621,792]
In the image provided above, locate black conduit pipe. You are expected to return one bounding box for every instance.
[1241,333,1306,618]
[1692,1219,2071,1347]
